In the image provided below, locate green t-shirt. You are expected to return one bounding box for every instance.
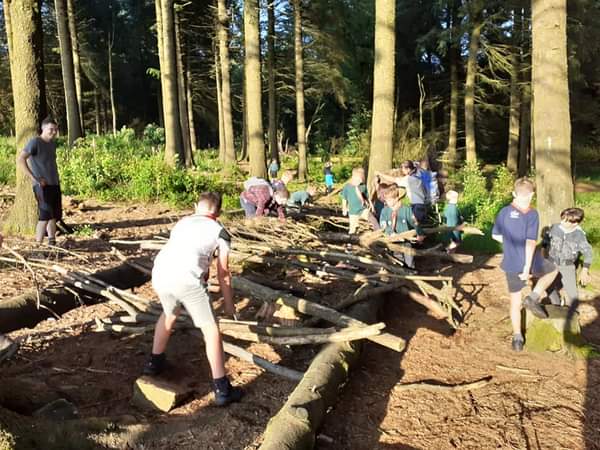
[443,203,463,227]
[341,183,368,215]
[288,190,311,206]
[380,205,416,234]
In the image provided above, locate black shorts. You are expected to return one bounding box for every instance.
[33,185,62,221]
[505,254,556,293]
[412,204,428,224]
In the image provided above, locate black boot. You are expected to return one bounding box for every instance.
[143,353,167,376]
[213,376,244,406]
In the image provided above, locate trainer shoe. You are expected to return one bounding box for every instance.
[142,353,167,376]
[523,295,548,319]
[0,334,18,364]
[213,377,244,407]
[511,334,524,352]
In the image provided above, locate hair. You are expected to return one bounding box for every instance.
[41,117,58,127]
[514,177,535,195]
[196,192,222,213]
[281,170,296,181]
[400,160,415,173]
[560,207,585,223]
[352,167,365,177]
[383,185,406,201]
[274,187,290,200]
[306,185,317,194]
[446,190,459,202]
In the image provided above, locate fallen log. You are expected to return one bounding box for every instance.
[259,294,383,450]
[232,276,405,352]
[0,262,150,333]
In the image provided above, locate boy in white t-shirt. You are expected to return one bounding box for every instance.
[144,192,243,406]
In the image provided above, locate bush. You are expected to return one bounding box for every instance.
[0,137,15,186]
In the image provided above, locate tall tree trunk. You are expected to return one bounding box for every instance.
[186,52,197,154]
[107,32,117,135]
[215,46,226,163]
[532,0,573,229]
[55,0,83,146]
[447,45,459,167]
[293,0,308,182]
[518,88,530,177]
[94,88,101,134]
[66,0,83,133]
[244,0,266,177]
[464,2,482,164]
[217,0,236,167]
[367,0,396,186]
[267,0,278,164]
[157,0,184,167]
[175,12,192,168]
[154,0,167,131]
[3,0,47,235]
[506,11,522,172]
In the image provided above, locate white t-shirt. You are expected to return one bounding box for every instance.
[152,215,231,288]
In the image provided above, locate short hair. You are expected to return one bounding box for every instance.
[383,185,406,200]
[306,185,317,194]
[352,167,365,176]
[274,187,290,200]
[561,207,584,223]
[400,160,415,172]
[196,192,222,213]
[41,117,58,127]
[446,190,459,201]
[514,177,535,195]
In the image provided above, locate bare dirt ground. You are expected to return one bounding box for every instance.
[2,199,600,450]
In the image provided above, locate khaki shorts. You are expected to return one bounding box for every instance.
[153,281,216,328]
[349,209,371,234]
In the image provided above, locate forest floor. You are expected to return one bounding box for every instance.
[1,198,600,450]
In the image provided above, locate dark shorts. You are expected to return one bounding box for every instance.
[412,203,428,224]
[505,253,556,293]
[33,185,62,221]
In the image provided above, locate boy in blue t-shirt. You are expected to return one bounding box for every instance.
[492,177,558,352]
[323,161,334,193]
[379,185,421,269]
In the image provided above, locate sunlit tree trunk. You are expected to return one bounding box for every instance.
[447,46,459,167]
[107,31,117,135]
[367,0,395,185]
[175,12,192,167]
[532,0,573,228]
[154,0,167,131]
[66,0,83,132]
[186,52,197,154]
[55,0,82,146]
[267,0,278,164]
[293,0,308,181]
[244,0,266,177]
[94,88,101,135]
[507,11,521,172]
[215,46,225,163]
[217,0,236,167]
[464,2,482,164]
[3,0,47,235]
[518,88,530,177]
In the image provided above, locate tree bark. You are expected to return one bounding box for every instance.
[447,45,459,167]
[367,0,396,186]
[267,0,278,164]
[217,0,236,167]
[155,0,168,131]
[55,0,83,146]
[66,0,83,133]
[157,0,184,167]
[507,12,521,172]
[464,2,482,164]
[175,12,192,167]
[293,0,308,182]
[532,0,574,229]
[3,0,47,235]
[519,87,531,177]
[215,46,226,163]
[244,0,266,177]
[94,88,101,134]
[107,31,117,135]
[186,50,197,154]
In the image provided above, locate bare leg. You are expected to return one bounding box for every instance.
[151,312,179,355]
[35,220,48,243]
[532,269,559,297]
[510,292,523,335]
[46,220,57,241]
[201,323,226,379]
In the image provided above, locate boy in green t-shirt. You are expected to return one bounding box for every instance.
[341,167,379,234]
[443,190,464,252]
[379,185,421,269]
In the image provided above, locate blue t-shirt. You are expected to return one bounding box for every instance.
[492,204,539,273]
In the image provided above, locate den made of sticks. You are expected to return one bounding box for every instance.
[1,0,600,449]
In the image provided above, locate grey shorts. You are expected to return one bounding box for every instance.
[154,282,216,328]
[505,256,556,293]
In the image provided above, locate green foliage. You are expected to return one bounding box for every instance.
[0,137,15,186]
[342,108,371,156]
[142,123,165,148]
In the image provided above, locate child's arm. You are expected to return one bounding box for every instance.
[216,239,235,317]
[580,236,594,285]
[520,239,537,280]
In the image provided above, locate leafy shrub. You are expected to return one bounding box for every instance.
[342,108,371,156]
[142,123,165,148]
[0,137,15,186]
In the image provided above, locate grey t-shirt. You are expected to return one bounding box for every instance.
[23,137,60,186]
[397,175,426,205]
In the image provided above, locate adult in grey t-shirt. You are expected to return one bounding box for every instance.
[23,137,60,186]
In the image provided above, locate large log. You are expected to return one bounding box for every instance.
[259,295,383,450]
[0,262,150,333]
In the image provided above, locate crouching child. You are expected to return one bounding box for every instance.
[144,192,243,406]
[287,186,317,210]
[240,177,289,221]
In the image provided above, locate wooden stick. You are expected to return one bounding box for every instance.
[394,376,493,392]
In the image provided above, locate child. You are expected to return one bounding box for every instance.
[323,161,335,194]
[144,193,243,406]
[271,170,295,192]
[492,177,558,352]
[443,190,464,252]
[379,186,422,269]
[341,167,379,234]
[240,177,288,221]
[288,185,317,209]
[268,158,279,180]
[545,207,593,307]
[377,161,428,224]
